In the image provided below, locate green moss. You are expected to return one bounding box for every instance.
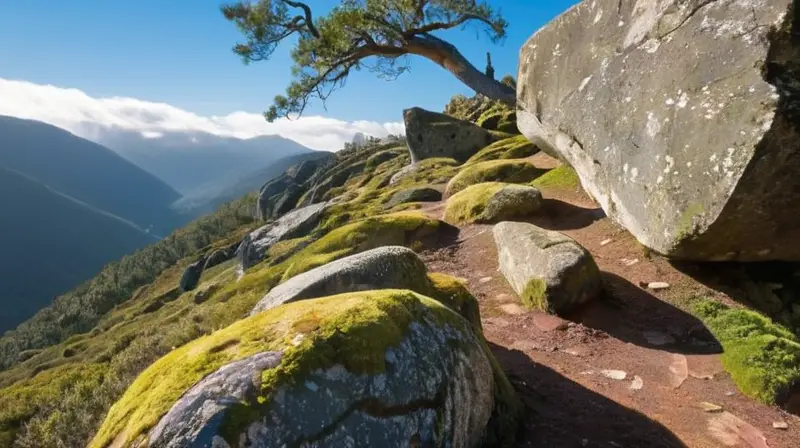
[446,160,545,197]
[522,278,548,311]
[531,164,580,190]
[692,300,800,405]
[443,182,505,225]
[426,272,483,332]
[466,135,537,165]
[91,290,472,448]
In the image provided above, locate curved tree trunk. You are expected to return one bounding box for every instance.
[406,33,517,106]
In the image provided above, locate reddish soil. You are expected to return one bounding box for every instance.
[417,154,800,447]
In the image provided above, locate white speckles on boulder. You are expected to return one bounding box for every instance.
[517,0,800,261]
[492,221,602,314]
[250,246,431,315]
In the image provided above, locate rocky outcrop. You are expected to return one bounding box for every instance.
[202,248,231,271]
[444,183,543,225]
[385,187,442,208]
[257,157,330,220]
[179,258,205,292]
[493,221,601,314]
[238,202,328,272]
[445,160,545,197]
[250,246,431,315]
[404,107,500,163]
[517,0,800,261]
[92,290,517,448]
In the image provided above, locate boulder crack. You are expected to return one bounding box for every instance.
[287,387,446,447]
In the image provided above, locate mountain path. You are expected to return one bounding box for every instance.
[414,155,799,447]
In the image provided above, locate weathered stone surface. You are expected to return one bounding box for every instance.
[147,351,284,448]
[179,258,205,292]
[517,0,799,261]
[385,187,442,208]
[95,291,511,448]
[404,107,499,163]
[257,157,330,220]
[250,246,430,315]
[493,221,601,314]
[238,202,328,272]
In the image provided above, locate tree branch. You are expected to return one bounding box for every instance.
[404,13,504,38]
[280,0,320,38]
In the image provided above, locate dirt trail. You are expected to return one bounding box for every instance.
[417,154,799,447]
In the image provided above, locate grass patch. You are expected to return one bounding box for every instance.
[693,299,800,405]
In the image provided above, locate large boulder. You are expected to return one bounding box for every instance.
[517,0,799,261]
[404,107,500,163]
[238,202,328,272]
[493,221,601,314]
[90,290,518,448]
[250,246,431,315]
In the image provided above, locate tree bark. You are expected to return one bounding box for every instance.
[405,33,516,105]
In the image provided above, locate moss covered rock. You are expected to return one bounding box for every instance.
[91,290,517,448]
[385,187,442,208]
[493,221,601,314]
[444,183,543,225]
[466,135,538,165]
[693,300,800,408]
[445,160,546,197]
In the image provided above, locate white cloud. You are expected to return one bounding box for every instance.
[0,78,405,151]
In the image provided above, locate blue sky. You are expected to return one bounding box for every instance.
[0,1,576,124]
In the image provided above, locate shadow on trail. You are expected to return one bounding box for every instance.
[568,273,722,355]
[490,342,688,448]
[523,198,605,231]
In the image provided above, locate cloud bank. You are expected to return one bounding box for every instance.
[0,78,405,151]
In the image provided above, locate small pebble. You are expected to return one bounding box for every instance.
[773,420,789,430]
[698,402,723,413]
[601,369,627,380]
[630,375,644,390]
[622,258,640,266]
[725,391,736,397]
[648,281,671,290]
[600,238,613,246]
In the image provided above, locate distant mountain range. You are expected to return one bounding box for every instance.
[0,115,323,333]
[96,129,315,195]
